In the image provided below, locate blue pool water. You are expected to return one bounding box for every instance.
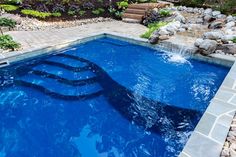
[0,37,229,157]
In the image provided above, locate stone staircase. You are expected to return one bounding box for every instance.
[122,2,172,23]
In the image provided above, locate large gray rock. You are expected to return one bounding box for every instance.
[158,28,170,35]
[174,12,186,23]
[204,8,212,16]
[221,35,236,42]
[227,15,234,23]
[217,44,236,54]
[226,21,235,29]
[204,15,215,23]
[203,31,224,40]
[208,20,224,29]
[195,38,218,55]
[149,33,160,44]
[194,38,204,47]
[212,11,221,17]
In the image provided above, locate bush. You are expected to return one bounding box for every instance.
[232,37,236,43]
[140,22,168,39]
[159,9,171,17]
[2,0,21,5]
[21,9,51,19]
[0,17,16,28]
[0,4,19,11]
[117,0,128,10]
[92,8,105,15]
[142,10,161,26]
[79,10,86,16]
[0,34,20,50]
[82,2,94,10]
[51,12,61,17]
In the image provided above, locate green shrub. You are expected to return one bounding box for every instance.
[140,22,168,39]
[232,38,236,43]
[51,12,61,17]
[0,35,20,50]
[117,0,128,10]
[233,14,236,16]
[92,8,105,15]
[68,10,76,16]
[21,9,51,19]
[0,17,16,28]
[159,9,171,17]
[0,4,19,12]
[79,10,86,16]
[3,0,21,4]
[114,11,123,18]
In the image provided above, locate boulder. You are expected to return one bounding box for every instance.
[195,38,217,55]
[208,20,224,29]
[217,44,236,55]
[149,34,160,44]
[212,11,221,17]
[216,14,226,19]
[221,35,236,43]
[226,15,234,23]
[204,15,215,23]
[174,12,186,23]
[226,21,235,29]
[194,38,204,47]
[158,28,170,35]
[203,31,224,40]
[204,8,212,16]
[159,35,169,40]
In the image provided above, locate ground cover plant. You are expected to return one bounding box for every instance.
[140,21,168,39]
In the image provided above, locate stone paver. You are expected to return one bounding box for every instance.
[6,21,147,52]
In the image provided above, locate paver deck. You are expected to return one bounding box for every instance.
[6,21,147,52]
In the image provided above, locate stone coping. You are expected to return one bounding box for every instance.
[0,32,235,157]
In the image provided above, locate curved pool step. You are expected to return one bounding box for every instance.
[45,55,87,69]
[15,74,103,100]
[32,64,96,83]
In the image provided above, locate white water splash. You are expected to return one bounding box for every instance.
[167,53,188,64]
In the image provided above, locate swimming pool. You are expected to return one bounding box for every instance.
[0,37,229,157]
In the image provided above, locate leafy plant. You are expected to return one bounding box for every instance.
[51,12,61,17]
[232,37,236,43]
[140,21,168,39]
[3,0,22,4]
[0,17,17,35]
[92,8,105,15]
[159,9,171,17]
[67,10,76,16]
[21,9,51,19]
[0,4,19,12]
[233,14,236,16]
[0,35,20,50]
[117,0,128,10]
[79,10,86,16]
[52,4,65,13]
[0,18,16,28]
[82,2,94,10]
[114,11,123,18]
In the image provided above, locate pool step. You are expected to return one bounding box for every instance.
[45,55,88,68]
[15,74,103,100]
[32,64,96,83]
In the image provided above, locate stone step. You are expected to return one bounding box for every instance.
[122,18,141,23]
[122,13,143,21]
[128,4,148,10]
[125,8,146,15]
